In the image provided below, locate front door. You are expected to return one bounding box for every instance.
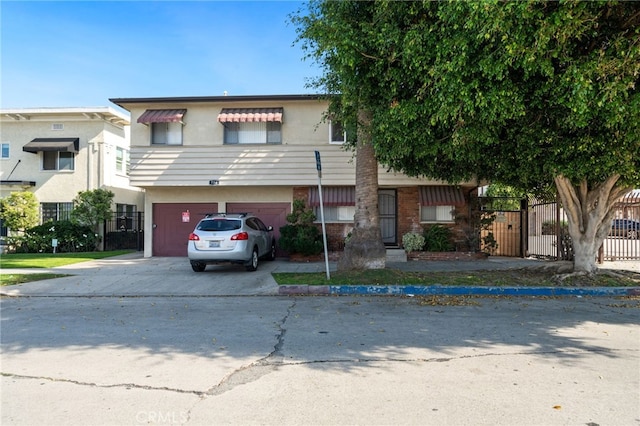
[378,189,397,246]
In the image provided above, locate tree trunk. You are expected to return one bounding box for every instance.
[554,174,631,274]
[337,109,386,271]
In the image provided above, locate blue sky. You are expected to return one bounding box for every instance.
[1,1,321,109]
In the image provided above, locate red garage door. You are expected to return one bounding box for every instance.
[152,203,218,257]
[227,203,290,257]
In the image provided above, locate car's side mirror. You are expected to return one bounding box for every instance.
[267,226,273,231]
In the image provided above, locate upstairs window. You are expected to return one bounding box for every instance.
[1,143,9,158]
[218,108,283,145]
[43,151,74,171]
[151,122,182,145]
[137,109,186,146]
[329,120,346,144]
[223,122,281,144]
[115,147,130,175]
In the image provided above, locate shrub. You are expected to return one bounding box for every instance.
[13,220,98,253]
[423,224,454,252]
[278,200,323,256]
[402,232,425,253]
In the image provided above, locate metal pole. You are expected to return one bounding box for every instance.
[318,176,331,280]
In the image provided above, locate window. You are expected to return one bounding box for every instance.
[1,143,9,158]
[315,205,355,222]
[116,204,136,216]
[115,147,130,175]
[51,123,64,130]
[0,218,7,238]
[41,202,73,222]
[329,120,346,144]
[421,205,455,222]
[42,151,74,171]
[224,122,281,144]
[151,122,182,145]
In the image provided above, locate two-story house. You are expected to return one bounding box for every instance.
[109,94,478,258]
[0,107,144,240]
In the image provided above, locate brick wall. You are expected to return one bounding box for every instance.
[291,185,474,253]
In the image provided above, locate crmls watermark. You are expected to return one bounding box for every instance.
[135,411,188,424]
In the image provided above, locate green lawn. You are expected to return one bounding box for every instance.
[272,268,640,287]
[0,250,133,269]
[0,250,134,286]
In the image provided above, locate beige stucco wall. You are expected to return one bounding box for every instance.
[124,98,465,188]
[0,108,144,212]
[128,98,329,149]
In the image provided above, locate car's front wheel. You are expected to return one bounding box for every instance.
[246,247,259,271]
[190,261,206,272]
[628,229,639,239]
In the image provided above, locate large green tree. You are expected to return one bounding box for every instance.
[295,0,640,274]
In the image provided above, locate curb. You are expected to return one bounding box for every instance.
[278,285,640,297]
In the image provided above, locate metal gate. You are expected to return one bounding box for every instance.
[103,212,144,251]
[527,191,640,262]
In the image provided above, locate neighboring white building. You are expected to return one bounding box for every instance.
[0,107,144,233]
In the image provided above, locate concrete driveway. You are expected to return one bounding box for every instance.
[1,253,282,297]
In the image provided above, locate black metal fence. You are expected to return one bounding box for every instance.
[103,212,144,251]
[526,191,639,262]
[475,191,639,262]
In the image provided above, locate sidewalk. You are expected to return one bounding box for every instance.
[2,253,638,298]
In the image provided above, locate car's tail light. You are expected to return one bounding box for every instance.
[188,233,200,241]
[231,232,249,241]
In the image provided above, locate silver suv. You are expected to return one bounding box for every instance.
[188,213,276,272]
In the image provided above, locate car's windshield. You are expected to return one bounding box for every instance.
[197,219,242,232]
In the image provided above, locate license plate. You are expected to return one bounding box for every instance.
[209,241,220,248]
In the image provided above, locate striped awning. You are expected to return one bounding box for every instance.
[309,186,355,207]
[23,138,79,154]
[217,108,283,123]
[419,186,466,206]
[137,109,186,124]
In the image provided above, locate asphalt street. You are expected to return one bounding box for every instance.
[1,254,639,425]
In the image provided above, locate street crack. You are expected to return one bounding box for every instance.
[205,298,296,396]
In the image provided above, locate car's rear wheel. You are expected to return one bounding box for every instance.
[266,241,276,261]
[246,247,259,271]
[628,229,639,239]
[190,261,206,272]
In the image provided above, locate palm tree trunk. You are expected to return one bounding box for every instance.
[337,109,386,271]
